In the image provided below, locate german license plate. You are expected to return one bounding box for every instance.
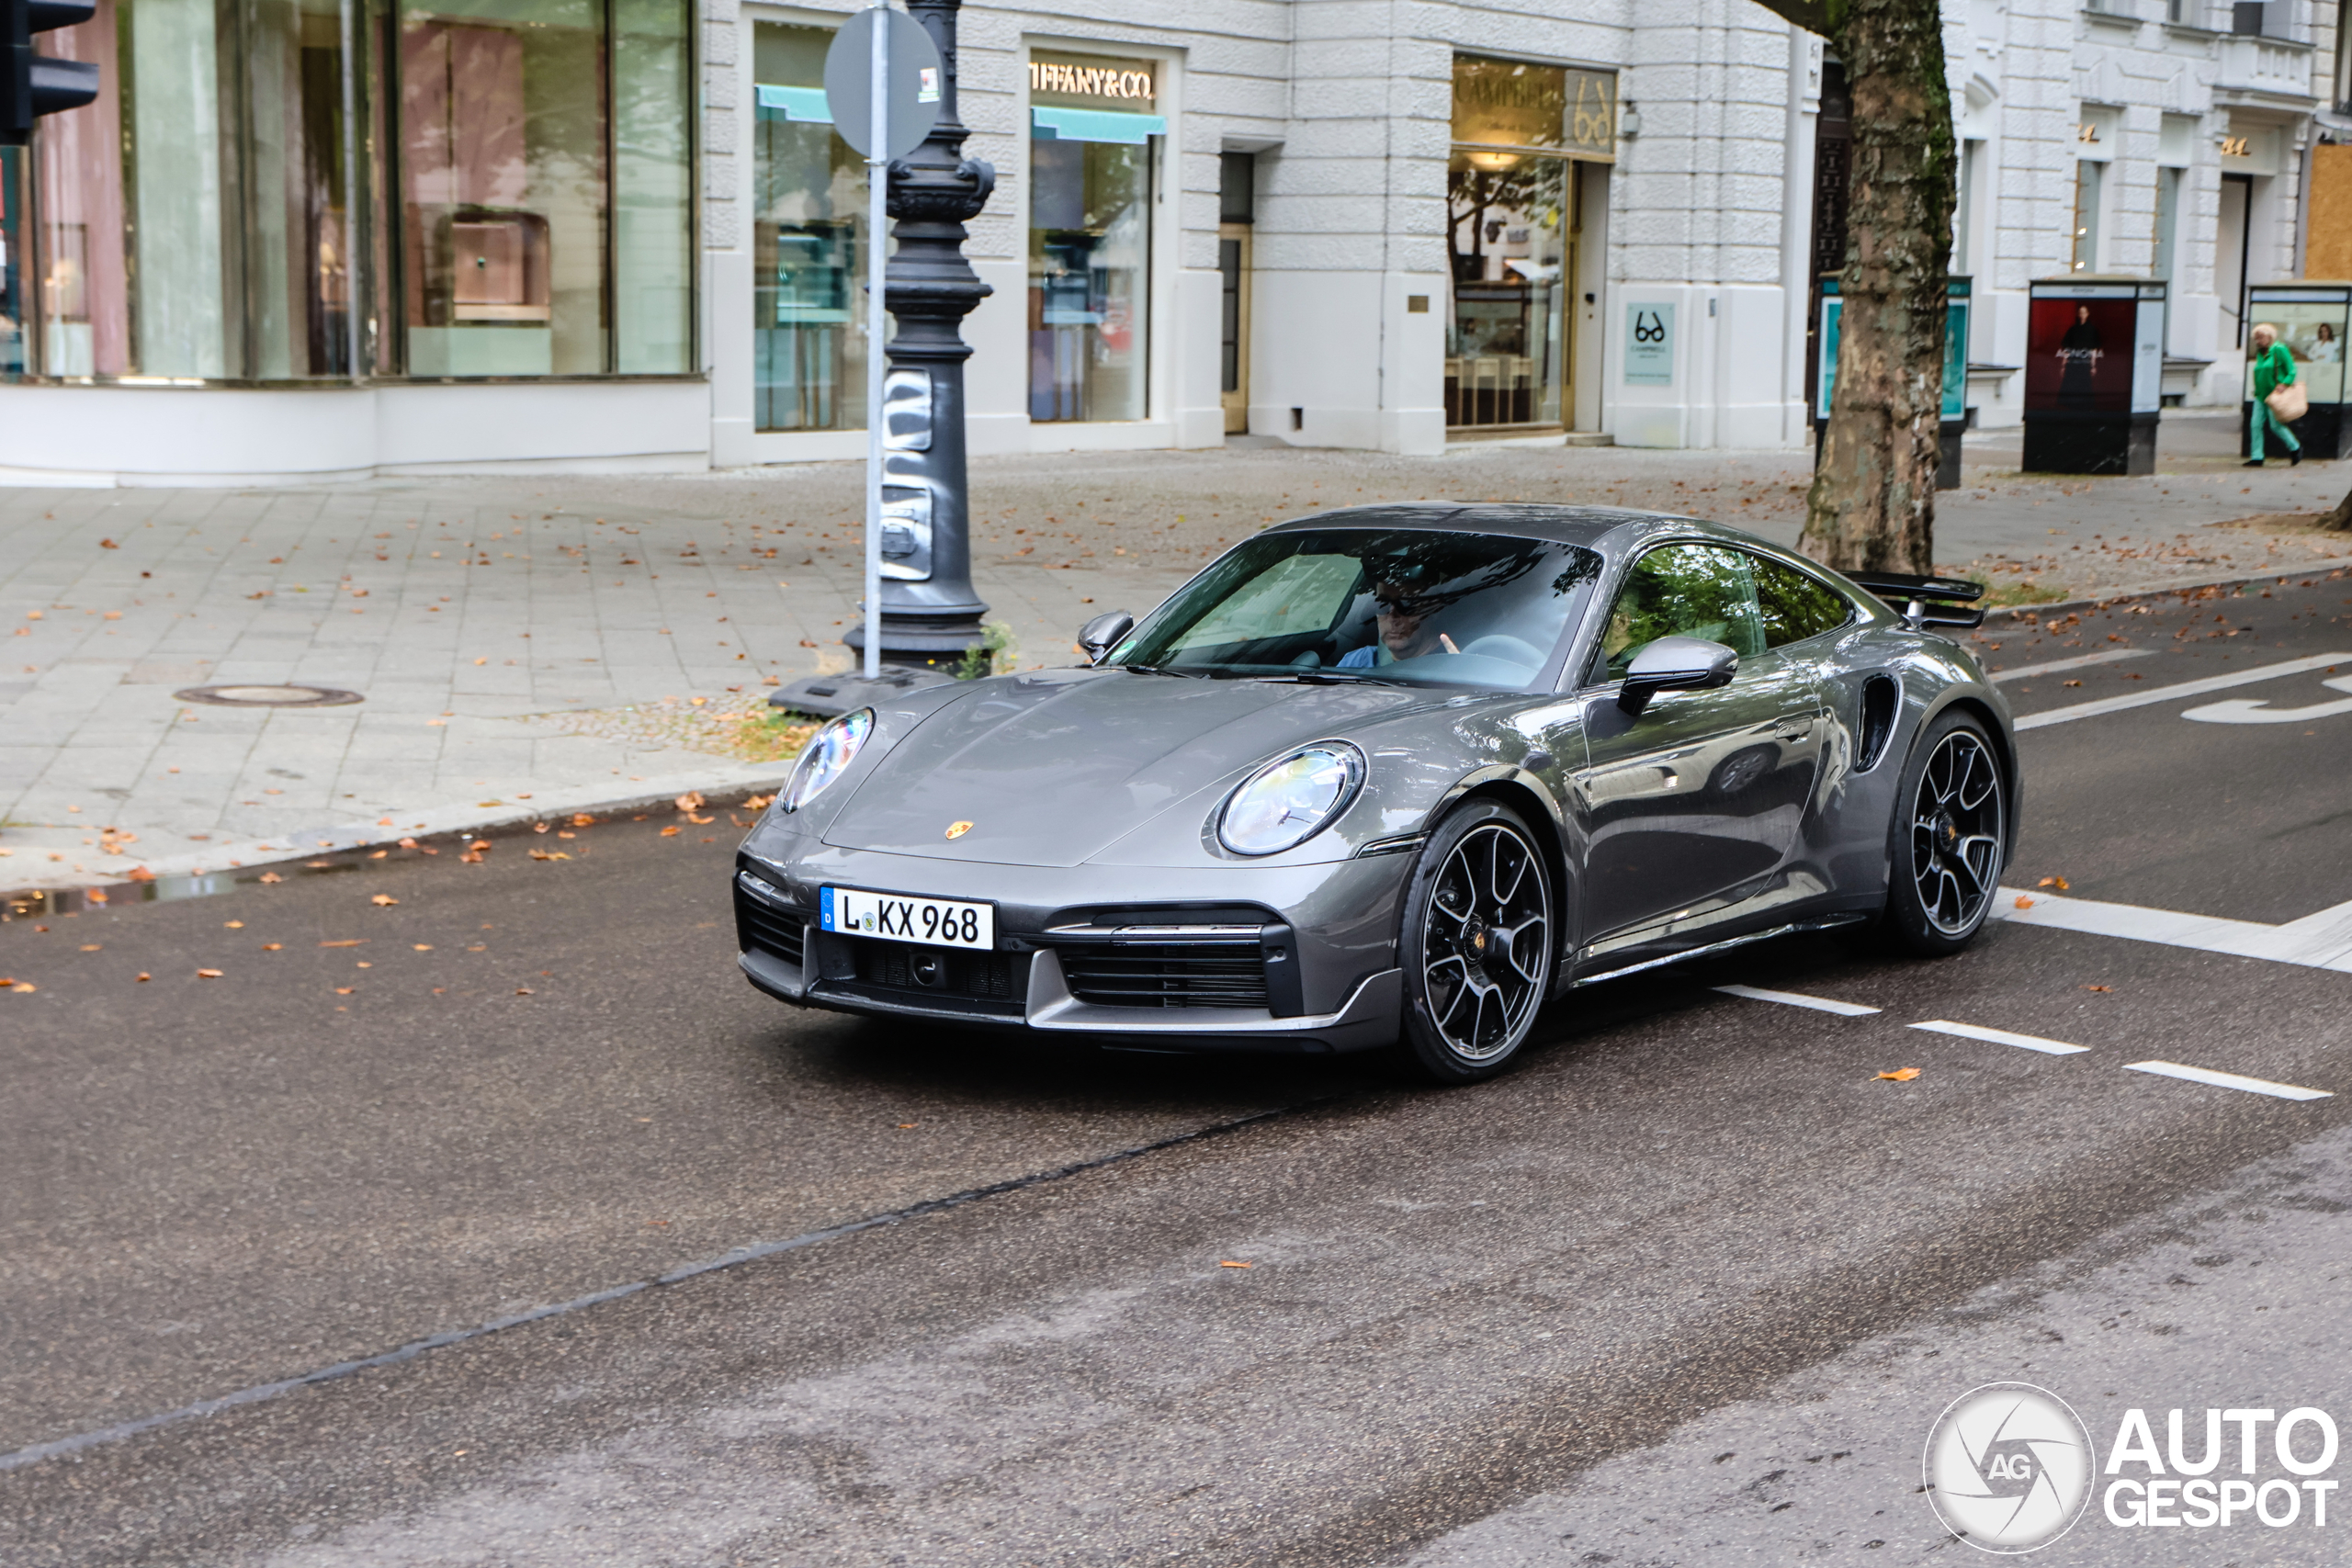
[820,886,995,951]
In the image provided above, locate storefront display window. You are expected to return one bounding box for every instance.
[752,20,868,432]
[0,149,24,378]
[12,0,690,384]
[1028,51,1160,424]
[1447,55,1612,430]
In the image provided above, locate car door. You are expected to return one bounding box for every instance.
[1571,543,1826,947]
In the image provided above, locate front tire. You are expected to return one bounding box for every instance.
[1398,801,1555,1083]
[1881,710,2007,956]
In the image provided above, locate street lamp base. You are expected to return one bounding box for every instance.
[843,615,989,671]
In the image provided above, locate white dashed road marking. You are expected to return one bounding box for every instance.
[1908,1020,2090,1055]
[2012,651,2352,730]
[1713,985,1881,1016]
[1987,649,2152,683]
[1996,886,2352,972]
[2121,1060,2334,1102]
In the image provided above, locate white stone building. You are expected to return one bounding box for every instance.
[0,0,2331,482]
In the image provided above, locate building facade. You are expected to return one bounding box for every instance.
[0,0,2335,483]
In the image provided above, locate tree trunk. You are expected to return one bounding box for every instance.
[1759,0,1955,574]
[2320,486,2352,531]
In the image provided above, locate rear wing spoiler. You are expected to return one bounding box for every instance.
[1844,570,1986,631]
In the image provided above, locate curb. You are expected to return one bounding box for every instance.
[3,760,795,900]
[1975,564,2347,626]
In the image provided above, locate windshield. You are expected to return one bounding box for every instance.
[1111,528,1605,692]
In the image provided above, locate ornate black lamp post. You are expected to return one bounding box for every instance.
[843,0,995,670]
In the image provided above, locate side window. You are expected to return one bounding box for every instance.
[1749,554,1854,648]
[1593,544,1764,681]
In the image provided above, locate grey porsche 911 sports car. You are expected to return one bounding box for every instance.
[733,504,2016,1081]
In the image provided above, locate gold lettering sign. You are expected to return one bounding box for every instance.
[1452,54,1616,160]
[2220,134,2250,158]
[1029,57,1156,107]
[2077,122,2099,143]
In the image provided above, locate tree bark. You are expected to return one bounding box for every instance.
[2320,487,2352,531]
[1756,0,1954,573]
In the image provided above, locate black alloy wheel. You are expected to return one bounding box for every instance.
[1882,710,2007,955]
[1399,799,1555,1082]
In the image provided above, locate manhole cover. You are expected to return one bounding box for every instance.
[174,684,364,708]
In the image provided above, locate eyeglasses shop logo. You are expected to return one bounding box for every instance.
[1924,1383,2097,1553]
[1926,1386,2342,1552]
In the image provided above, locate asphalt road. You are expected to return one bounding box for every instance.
[4,573,2349,1565]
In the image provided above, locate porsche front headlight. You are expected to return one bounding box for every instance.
[782,707,874,812]
[1217,744,1365,856]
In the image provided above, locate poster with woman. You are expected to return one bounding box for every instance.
[2245,288,2352,405]
[2025,293,2139,412]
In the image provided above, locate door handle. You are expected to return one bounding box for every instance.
[1772,712,1815,740]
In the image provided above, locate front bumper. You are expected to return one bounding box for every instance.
[731,830,1411,1054]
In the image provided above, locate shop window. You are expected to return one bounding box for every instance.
[752,20,870,432]
[11,0,690,384]
[1028,52,1161,424]
[1447,55,1613,431]
[0,149,24,377]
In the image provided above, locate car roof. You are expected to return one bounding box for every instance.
[1260,502,1754,556]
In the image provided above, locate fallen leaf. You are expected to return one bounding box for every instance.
[399,838,419,848]
[2083,984,2113,993]
[370,894,399,907]
[2014,895,2034,909]
[335,987,355,995]
[369,850,388,859]
[514,987,534,996]
[1218,1260,1253,1269]
[674,791,706,811]
[2037,875,2070,890]
[414,943,433,951]
[745,795,774,809]
[8,982,35,994]
[126,866,155,883]
[80,943,101,952]
[1876,1067,1921,1082]
[135,972,150,982]
[570,814,595,828]
[263,942,283,952]
[660,826,682,837]
[687,813,714,825]
[197,969,223,979]
[259,872,284,885]
[320,940,364,948]
[533,822,549,834]
[225,920,243,929]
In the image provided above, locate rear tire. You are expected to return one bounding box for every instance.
[1879,709,2007,957]
[1397,801,1555,1083]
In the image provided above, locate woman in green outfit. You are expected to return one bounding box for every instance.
[2247,322,2303,468]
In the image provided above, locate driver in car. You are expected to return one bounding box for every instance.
[1340,582,1464,668]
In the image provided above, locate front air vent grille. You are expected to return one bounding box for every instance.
[1058,944,1270,1010]
[853,942,1021,1001]
[733,874,807,967]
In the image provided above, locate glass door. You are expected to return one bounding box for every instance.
[1445,151,1566,428]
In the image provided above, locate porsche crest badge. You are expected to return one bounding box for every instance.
[944,820,974,840]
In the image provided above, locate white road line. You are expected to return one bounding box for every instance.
[2121,1060,2334,1101]
[1987,649,2152,683]
[1713,985,1882,1016]
[2183,674,2352,724]
[2012,652,2352,730]
[1996,887,2352,972]
[1910,1020,2090,1055]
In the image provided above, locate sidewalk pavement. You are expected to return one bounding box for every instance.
[6,423,2349,894]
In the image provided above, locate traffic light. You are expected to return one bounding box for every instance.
[1,0,100,147]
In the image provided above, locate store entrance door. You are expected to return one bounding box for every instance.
[1220,222,1251,434]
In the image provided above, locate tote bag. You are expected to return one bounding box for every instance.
[2267,378,2310,423]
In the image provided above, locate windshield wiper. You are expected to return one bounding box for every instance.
[1114,663,1197,678]
[1242,670,1408,686]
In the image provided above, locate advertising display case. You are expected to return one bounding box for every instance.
[2021,276,2165,475]
[2241,283,2352,460]
[1815,276,1970,490]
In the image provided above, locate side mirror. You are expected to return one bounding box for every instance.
[1078,610,1135,665]
[1618,636,1737,716]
